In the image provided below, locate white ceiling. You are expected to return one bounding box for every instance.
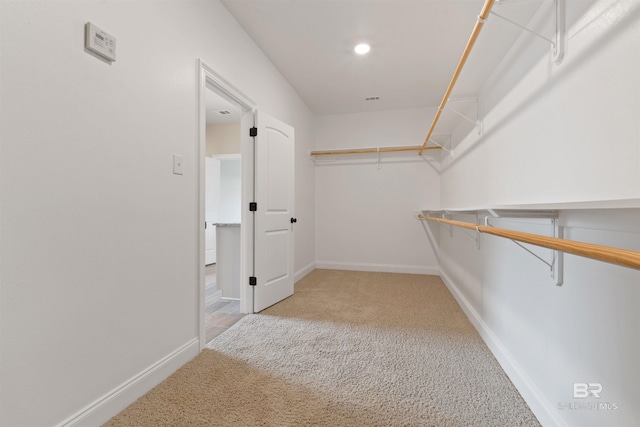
[205,83,242,124]
[221,0,546,115]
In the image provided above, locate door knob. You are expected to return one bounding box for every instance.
[290,218,297,224]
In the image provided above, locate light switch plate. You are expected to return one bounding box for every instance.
[173,154,184,175]
[85,22,116,62]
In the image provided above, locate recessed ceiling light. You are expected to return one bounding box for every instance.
[354,43,370,55]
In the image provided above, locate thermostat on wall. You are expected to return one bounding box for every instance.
[85,22,116,62]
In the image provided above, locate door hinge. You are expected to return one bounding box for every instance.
[250,127,257,137]
[249,276,257,286]
[249,202,257,212]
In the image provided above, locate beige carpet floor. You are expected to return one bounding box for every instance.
[104,269,540,427]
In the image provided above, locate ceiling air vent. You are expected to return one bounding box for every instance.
[218,110,231,115]
[365,96,380,101]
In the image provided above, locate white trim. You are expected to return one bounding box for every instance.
[198,59,257,337]
[211,153,241,160]
[438,269,566,427]
[295,261,316,283]
[200,59,255,112]
[315,261,439,276]
[420,197,640,213]
[56,339,199,427]
[239,110,256,314]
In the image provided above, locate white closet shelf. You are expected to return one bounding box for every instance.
[421,198,640,213]
[418,203,640,272]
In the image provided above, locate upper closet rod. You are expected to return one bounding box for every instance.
[418,214,640,270]
[310,145,441,156]
[418,0,496,156]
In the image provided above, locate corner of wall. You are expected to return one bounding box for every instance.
[295,261,316,283]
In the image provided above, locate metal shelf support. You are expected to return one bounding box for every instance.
[492,0,565,64]
[553,220,564,286]
[445,98,482,135]
[485,213,564,286]
[426,135,453,157]
[424,208,564,283]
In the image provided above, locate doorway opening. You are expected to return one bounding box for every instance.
[203,84,244,343]
[198,60,256,349]
[197,59,296,348]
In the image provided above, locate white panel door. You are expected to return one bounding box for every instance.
[254,112,295,312]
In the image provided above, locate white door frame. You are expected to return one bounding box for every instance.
[197,59,256,350]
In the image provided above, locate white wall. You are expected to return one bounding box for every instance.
[441,0,640,208]
[0,1,315,426]
[315,108,440,274]
[218,157,242,223]
[206,123,241,156]
[436,1,640,425]
[437,210,640,427]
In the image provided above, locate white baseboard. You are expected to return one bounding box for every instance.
[295,261,316,283]
[56,338,200,427]
[438,269,566,427]
[316,261,439,276]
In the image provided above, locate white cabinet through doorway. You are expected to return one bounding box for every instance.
[205,157,220,265]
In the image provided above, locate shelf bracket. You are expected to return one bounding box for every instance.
[422,210,482,246]
[485,216,563,285]
[422,211,454,237]
[427,135,453,157]
[552,219,564,286]
[445,98,482,135]
[440,211,479,246]
[486,217,551,266]
[442,213,453,237]
[492,0,565,64]
[486,208,500,218]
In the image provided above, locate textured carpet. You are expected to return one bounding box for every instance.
[104,269,540,426]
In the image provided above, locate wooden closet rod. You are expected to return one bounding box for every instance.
[418,215,640,270]
[311,145,441,156]
[418,0,496,156]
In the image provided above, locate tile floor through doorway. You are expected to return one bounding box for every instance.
[205,263,244,344]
